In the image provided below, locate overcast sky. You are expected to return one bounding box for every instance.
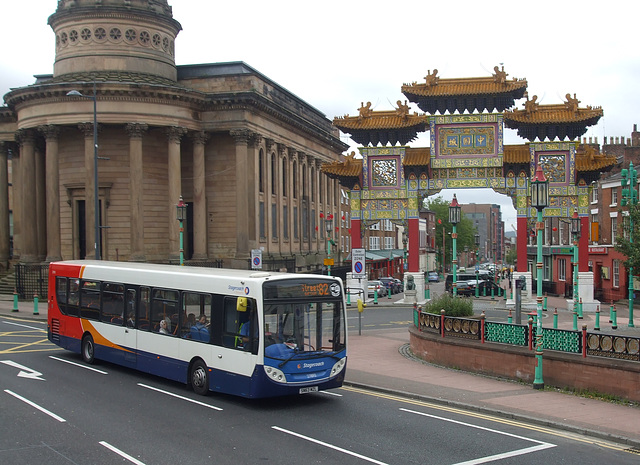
[2,0,638,229]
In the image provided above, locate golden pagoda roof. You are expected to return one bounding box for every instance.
[322,151,363,177]
[333,102,427,131]
[504,94,603,124]
[503,144,530,164]
[403,147,431,166]
[575,144,616,172]
[401,67,528,98]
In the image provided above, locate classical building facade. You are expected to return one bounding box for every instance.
[0,0,347,272]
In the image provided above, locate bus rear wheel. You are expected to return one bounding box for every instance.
[190,360,209,396]
[82,335,95,364]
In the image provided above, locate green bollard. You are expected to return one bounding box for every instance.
[553,308,558,329]
[374,289,378,305]
[12,289,19,312]
[483,284,486,297]
[387,287,391,299]
[507,309,512,324]
[612,305,617,330]
[543,293,548,312]
[609,304,613,323]
[33,293,39,316]
[425,287,430,300]
[572,311,578,331]
[578,298,583,319]
[491,286,495,300]
[594,305,600,331]
[347,291,351,306]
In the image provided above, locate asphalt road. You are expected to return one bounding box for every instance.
[1,316,638,464]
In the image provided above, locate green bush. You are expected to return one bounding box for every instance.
[421,293,473,317]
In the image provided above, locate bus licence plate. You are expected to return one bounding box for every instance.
[299,386,318,394]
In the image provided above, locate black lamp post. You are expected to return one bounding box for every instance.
[475,232,480,298]
[449,194,461,296]
[67,82,100,259]
[402,230,408,272]
[531,164,549,390]
[176,196,187,266]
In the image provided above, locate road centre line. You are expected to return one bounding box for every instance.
[137,383,223,410]
[49,355,108,374]
[100,441,147,465]
[4,389,66,422]
[272,426,388,465]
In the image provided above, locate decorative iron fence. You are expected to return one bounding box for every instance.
[15,263,49,299]
[415,309,640,362]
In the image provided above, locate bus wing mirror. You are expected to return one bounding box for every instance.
[237,297,248,312]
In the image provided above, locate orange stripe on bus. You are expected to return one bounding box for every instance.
[80,320,134,354]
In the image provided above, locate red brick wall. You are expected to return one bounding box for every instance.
[410,327,640,402]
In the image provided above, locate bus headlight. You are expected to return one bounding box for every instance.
[264,365,286,383]
[330,357,346,377]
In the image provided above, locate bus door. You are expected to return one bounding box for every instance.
[121,288,138,368]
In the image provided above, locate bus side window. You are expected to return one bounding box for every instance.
[55,277,68,315]
[80,280,101,320]
[126,289,136,328]
[102,282,124,324]
[138,287,151,330]
[68,279,80,317]
[222,297,239,348]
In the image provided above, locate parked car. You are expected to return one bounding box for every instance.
[445,271,490,293]
[379,277,400,294]
[469,279,501,295]
[367,280,387,298]
[428,272,439,283]
[450,280,473,296]
[393,278,403,292]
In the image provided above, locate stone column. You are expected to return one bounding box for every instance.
[166,127,187,261]
[246,133,262,246]
[35,140,47,261]
[126,123,148,262]
[10,142,20,260]
[39,125,62,262]
[191,131,208,259]
[16,129,38,262]
[0,142,11,269]
[230,129,252,259]
[79,122,98,259]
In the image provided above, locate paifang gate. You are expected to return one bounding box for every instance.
[323,67,616,305]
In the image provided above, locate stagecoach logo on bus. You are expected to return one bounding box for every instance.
[330,283,341,297]
[228,285,250,294]
[300,361,325,370]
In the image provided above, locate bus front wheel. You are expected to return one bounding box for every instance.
[82,335,95,364]
[190,360,209,396]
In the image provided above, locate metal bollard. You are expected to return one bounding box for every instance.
[373,289,378,305]
[609,303,613,323]
[594,305,600,331]
[347,291,351,306]
[553,307,558,329]
[544,293,548,312]
[612,305,617,330]
[572,311,578,331]
[578,297,583,319]
[33,293,39,316]
[507,309,512,324]
[12,288,19,312]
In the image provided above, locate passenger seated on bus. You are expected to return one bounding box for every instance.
[196,314,208,328]
[190,315,209,341]
[159,318,169,334]
[127,312,135,328]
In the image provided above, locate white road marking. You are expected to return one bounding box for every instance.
[137,383,223,411]
[400,408,556,465]
[100,441,147,465]
[3,321,45,331]
[49,355,108,374]
[0,360,46,380]
[4,389,66,422]
[272,426,389,465]
[320,390,343,397]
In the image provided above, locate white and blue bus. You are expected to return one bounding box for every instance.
[48,261,347,398]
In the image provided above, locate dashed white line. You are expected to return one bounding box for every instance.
[49,355,108,374]
[100,441,147,465]
[4,389,66,422]
[137,383,223,410]
[272,426,388,465]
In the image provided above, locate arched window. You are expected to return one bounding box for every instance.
[293,161,297,199]
[271,154,276,195]
[282,157,287,197]
[258,149,264,193]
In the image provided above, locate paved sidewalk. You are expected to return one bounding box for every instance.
[2,293,639,447]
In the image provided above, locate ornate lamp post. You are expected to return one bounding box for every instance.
[475,232,480,298]
[571,208,582,319]
[531,164,549,389]
[176,196,187,266]
[402,230,408,273]
[67,82,100,259]
[449,194,461,297]
[621,162,638,327]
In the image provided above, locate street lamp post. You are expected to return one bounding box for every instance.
[449,194,461,297]
[621,162,638,328]
[67,82,100,260]
[571,208,582,319]
[325,214,334,276]
[402,230,408,273]
[531,164,549,389]
[475,232,480,298]
[176,196,187,266]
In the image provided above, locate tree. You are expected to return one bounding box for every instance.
[614,203,640,274]
[424,196,475,271]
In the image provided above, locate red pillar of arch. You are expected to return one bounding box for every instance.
[580,216,589,272]
[350,219,362,249]
[409,218,420,272]
[517,216,528,272]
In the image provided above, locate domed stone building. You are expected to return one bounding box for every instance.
[0,0,347,273]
